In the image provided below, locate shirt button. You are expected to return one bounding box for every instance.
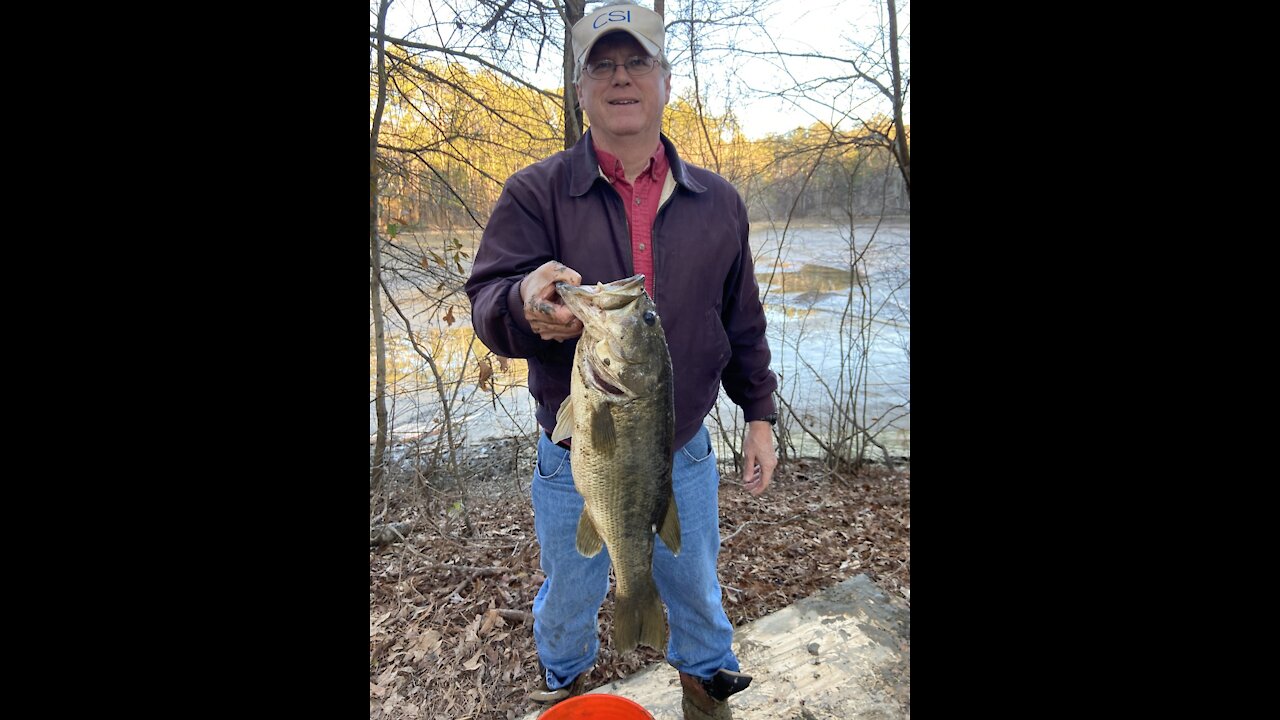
[634,197,641,205]
[639,243,646,251]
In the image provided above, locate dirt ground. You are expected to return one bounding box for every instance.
[369,443,910,719]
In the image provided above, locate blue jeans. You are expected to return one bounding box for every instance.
[531,425,740,690]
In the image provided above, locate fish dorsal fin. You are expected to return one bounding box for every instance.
[657,495,681,557]
[575,510,604,557]
[550,396,574,444]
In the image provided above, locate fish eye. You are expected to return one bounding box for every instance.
[643,310,656,326]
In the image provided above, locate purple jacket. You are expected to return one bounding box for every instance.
[464,130,777,450]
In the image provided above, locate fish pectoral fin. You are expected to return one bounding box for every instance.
[658,496,681,557]
[551,397,574,445]
[590,403,615,454]
[575,511,605,557]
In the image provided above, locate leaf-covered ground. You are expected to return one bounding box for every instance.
[369,448,909,719]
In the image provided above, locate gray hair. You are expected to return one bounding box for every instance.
[573,0,672,85]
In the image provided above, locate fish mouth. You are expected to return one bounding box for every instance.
[558,276,647,399]
[555,276,647,351]
[556,275,645,312]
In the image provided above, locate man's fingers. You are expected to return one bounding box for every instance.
[549,263,582,287]
[741,426,776,496]
[535,279,562,301]
[540,262,582,291]
[529,311,583,341]
[521,262,581,307]
[743,462,771,496]
[530,304,581,327]
[522,262,586,341]
[533,326,581,342]
[526,287,575,320]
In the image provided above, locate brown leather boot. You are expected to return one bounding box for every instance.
[679,669,751,720]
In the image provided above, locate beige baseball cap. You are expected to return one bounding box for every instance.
[572,3,665,70]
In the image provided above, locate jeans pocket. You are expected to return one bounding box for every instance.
[535,439,570,479]
[679,427,715,464]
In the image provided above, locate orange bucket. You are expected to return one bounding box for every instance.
[538,693,654,720]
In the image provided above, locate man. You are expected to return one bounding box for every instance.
[464,2,778,718]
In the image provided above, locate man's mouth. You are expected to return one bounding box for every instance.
[609,99,639,105]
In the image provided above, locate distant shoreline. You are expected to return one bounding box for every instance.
[748,215,910,228]
[396,214,910,240]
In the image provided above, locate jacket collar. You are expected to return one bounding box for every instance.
[569,128,707,197]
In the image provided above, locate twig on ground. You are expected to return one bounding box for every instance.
[371,522,414,547]
[495,609,533,623]
[722,513,807,543]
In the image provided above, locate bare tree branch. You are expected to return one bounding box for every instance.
[372,34,563,101]
[479,0,518,32]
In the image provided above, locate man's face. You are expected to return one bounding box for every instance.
[575,33,671,145]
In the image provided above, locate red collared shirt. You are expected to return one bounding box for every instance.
[593,141,669,300]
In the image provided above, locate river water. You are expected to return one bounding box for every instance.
[370,219,909,465]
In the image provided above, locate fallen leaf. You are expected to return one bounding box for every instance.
[415,628,442,652]
[370,682,386,698]
[479,609,498,637]
[463,650,484,671]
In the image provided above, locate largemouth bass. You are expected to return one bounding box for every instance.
[552,274,680,653]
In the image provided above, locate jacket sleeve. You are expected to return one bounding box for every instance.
[464,176,553,359]
[719,192,778,421]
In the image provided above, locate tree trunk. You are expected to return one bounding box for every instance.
[562,0,586,149]
[887,0,909,197]
[370,0,393,489]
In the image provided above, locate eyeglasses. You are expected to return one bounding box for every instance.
[584,56,658,80]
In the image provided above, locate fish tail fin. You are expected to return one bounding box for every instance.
[657,495,681,557]
[614,580,667,653]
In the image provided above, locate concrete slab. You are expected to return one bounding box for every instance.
[521,574,910,719]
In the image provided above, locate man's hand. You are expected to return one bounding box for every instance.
[521,261,584,341]
[742,420,777,496]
